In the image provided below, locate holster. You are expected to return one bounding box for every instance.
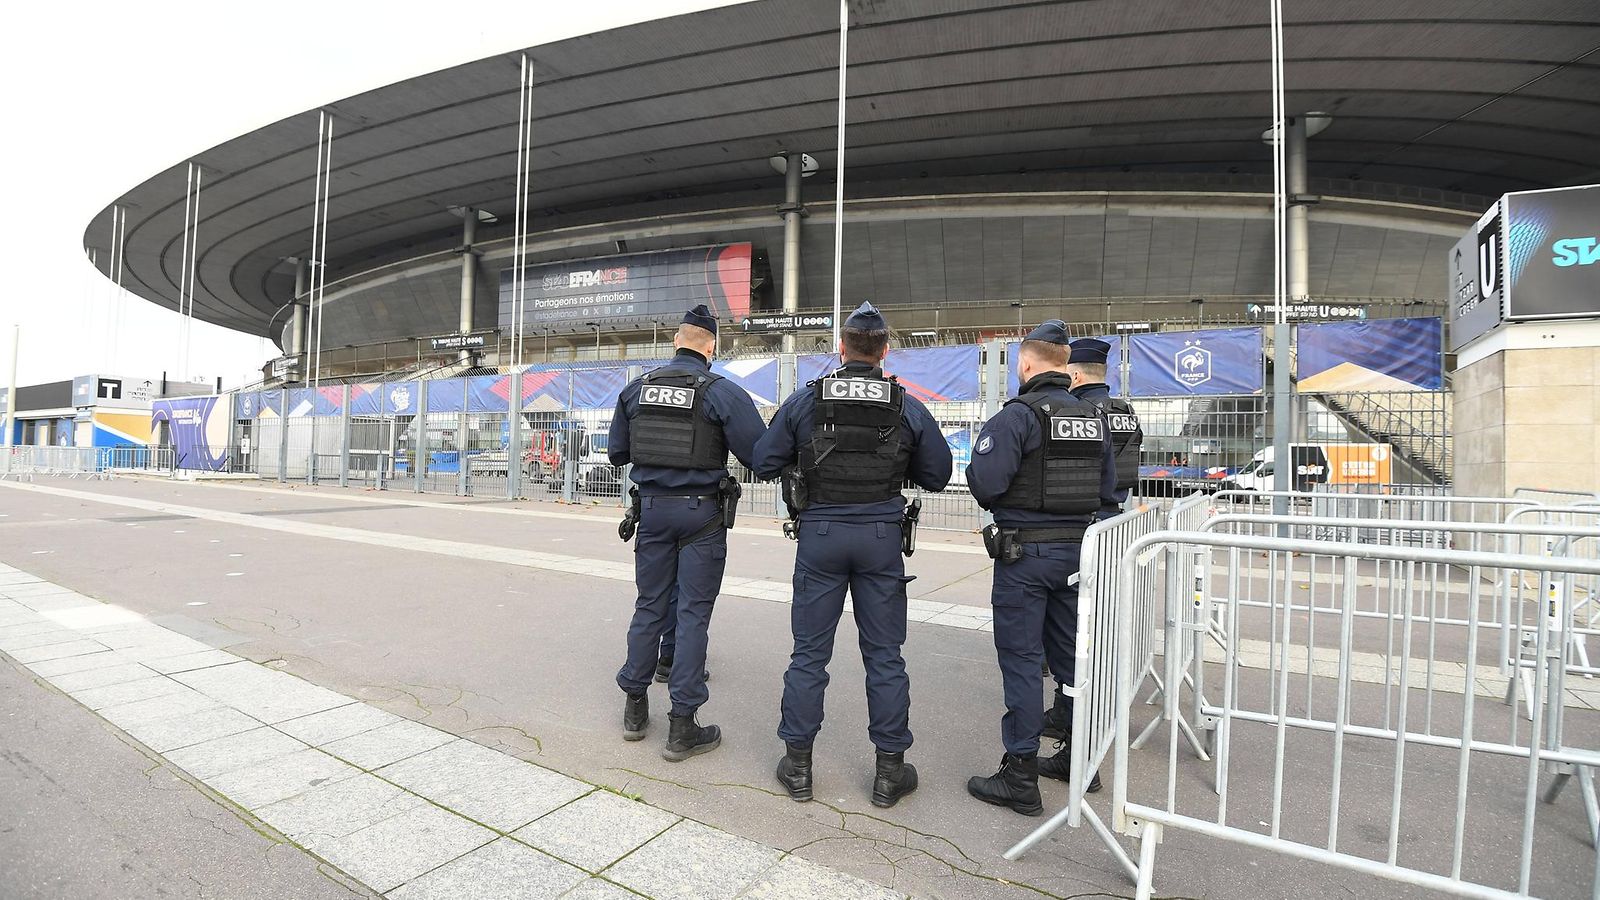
[618,486,641,542]
[780,465,807,540]
[901,498,922,557]
[981,523,1023,563]
[718,476,742,529]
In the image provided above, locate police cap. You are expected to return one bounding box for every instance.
[844,301,888,331]
[1069,337,1111,365]
[681,304,718,335]
[1022,319,1070,345]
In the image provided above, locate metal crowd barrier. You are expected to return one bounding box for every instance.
[1004,503,1167,877]
[1115,532,1600,900]
[1502,506,1600,725]
[0,446,114,481]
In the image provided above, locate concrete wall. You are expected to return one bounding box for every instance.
[1454,345,1600,498]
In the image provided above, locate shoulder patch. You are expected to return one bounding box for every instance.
[975,435,994,454]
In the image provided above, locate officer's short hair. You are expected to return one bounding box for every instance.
[1068,361,1108,380]
[841,326,890,361]
[676,323,715,349]
[1020,339,1068,367]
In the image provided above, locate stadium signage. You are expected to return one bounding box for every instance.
[499,244,753,329]
[429,333,489,351]
[741,313,834,333]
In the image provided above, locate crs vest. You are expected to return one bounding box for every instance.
[1100,397,1144,493]
[994,390,1103,516]
[626,369,728,470]
[799,373,911,505]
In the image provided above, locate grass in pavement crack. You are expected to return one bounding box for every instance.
[607,766,701,792]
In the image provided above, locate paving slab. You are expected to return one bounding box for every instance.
[140,649,239,674]
[0,619,69,639]
[603,820,782,900]
[323,719,456,770]
[556,880,636,900]
[389,837,587,900]
[24,649,128,677]
[374,738,522,796]
[44,661,158,692]
[432,760,592,832]
[164,726,310,780]
[0,628,84,652]
[70,675,192,710]
[308,801,496,892]
[8,638,108,664]
[39,603,145,630]
[741,854,907,900]
[174,660,351,723]
[204,747,361,809]
[121,705,262,753]
[275,701,398,746]
[98,687,220,728]
[254,773,428,843]
[514,789,680,872]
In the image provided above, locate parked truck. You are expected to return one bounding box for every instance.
[1218,443,1392,493]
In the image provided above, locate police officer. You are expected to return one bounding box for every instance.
[965,320,1115,815]
[1039,338,1143,752]
[610,305,765,761]
[753,302,952,808]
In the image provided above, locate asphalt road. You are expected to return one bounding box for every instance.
[1,476,1594,900]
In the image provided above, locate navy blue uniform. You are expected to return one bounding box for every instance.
[1071,381,1128,519]
[753,361,952,751]
[967,371,1115,756]
[609,348,765,716]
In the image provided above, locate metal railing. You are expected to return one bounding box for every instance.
[0,445,173,480]
[1116,532,1600,899]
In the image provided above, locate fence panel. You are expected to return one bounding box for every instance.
[1106,532,1600,900]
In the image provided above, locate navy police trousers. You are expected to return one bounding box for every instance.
[990,541,1082,756]
[779,520,913,752]
[616,496,726,716]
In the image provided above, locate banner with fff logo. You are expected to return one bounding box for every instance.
[1126,328,1264,396]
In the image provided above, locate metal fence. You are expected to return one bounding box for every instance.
[1134,532,1600,899]
[0,445,173,480]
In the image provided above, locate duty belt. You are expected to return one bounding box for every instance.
[1011,525,1087,544]
[644,493,718,501]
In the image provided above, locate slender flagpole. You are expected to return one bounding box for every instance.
[831,0,848,347]
[178,163,193,370]
[185,165,203,379]
[512,55,528,368]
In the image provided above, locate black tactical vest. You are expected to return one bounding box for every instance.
[799,373,911,505]
[994,389,1103,515]
[1101,397,1144,492]
[626,370,728,470]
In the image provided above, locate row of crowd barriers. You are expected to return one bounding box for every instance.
[1008,489,1600,900]
[0,445,176,481]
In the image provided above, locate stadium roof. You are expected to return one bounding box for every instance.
[84,0,1600,338]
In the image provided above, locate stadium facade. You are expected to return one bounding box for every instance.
[74,1,1600,497]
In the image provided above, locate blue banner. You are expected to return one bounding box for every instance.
[888,346,980,402]
[232,391,259,420]
[151,397,230,472]
[1127,328,1262,396]
[571,368,628,410]
[1297,317,1442,392]
[425,379,467,413]
[521,369,573,412]
[466,375,513,413]
[348,384,382,416]
[285,387,344,417]
[1005,337,1121,397]
[797,354,836,387]
[379,382,419,416]
[711,357,780,406]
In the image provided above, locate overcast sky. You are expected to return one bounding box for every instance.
[0,0,738,390]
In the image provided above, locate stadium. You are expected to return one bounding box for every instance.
[63,1,1599,503]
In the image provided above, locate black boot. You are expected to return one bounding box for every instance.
[1037,741,1101,792]
[622,692,648,742]
[775,744,813,802]
[1041,689,1070,742]
[871,750,919,808]
[967,753,1044,816]
[661,712,721,762]
[655,658,712,685]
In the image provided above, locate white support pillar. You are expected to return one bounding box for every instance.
[1286,116,1310,301]
[290,258,309,360]
[458,210,479,365]
[780,152,804,354]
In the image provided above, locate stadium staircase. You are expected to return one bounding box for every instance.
[1315,391,1452,486]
